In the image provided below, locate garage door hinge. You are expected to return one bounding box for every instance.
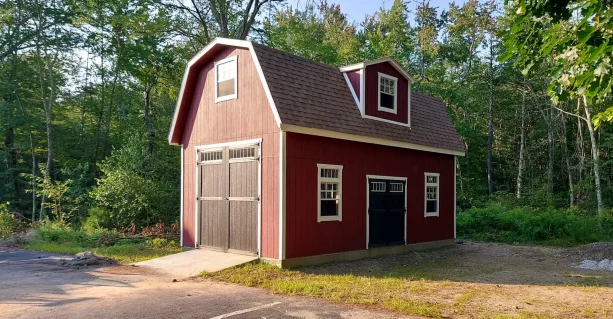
[257,196,261,202]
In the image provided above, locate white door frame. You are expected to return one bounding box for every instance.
[365,175,408,249]
[194,138,262,256]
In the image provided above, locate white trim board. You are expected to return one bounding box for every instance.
[180,145,184,247]
[343,72,360,111]
[280,124,465,156]
[424,172,440,218]
[339,57,415,84]
[365,175,408,249]
[317,164,343,222]
[279,131,287,260]
[193,138,263,256]
[168,38,282,145]
[377,72,398,114]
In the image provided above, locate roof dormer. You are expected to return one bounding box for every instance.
[340,58,413,127]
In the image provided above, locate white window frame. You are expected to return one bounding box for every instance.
[317,164,343,222]
[214,55,238,103]
[424,172,440,217]
[377,72,398,114]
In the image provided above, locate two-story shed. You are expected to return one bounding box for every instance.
[168,38,465,267]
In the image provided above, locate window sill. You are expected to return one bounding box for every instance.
[318,216,342,222]
[377,106,398,114]
[424,212,439,218]
[215,94,237,103]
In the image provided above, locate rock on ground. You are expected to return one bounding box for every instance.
[578,259,613,271]
[62,251,116,268]
[555,242,613,261]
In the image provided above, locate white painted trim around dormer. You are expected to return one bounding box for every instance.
[281,124,465,156]
[340,57,414,84]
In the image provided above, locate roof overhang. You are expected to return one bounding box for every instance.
[280,124,465,157]
[339,57,414,84]
[167,38,281,145]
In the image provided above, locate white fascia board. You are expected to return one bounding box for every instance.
[281,124,465,157]
[168,38,282,145]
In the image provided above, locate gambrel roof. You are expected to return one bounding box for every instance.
[169,38,465,156]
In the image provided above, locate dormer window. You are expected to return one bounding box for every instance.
[378,73,397,114]
[215,56,237,102]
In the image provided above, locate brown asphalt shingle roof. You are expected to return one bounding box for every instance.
[251,43,465,154]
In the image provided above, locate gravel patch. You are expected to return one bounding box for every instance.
[578,259,613,271]
[62,251,116,268]
[555,242,613,261]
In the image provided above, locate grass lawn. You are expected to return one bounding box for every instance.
[24,240,182,263]
[203,242,613,319]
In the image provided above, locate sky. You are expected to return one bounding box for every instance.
[282,0,467,24]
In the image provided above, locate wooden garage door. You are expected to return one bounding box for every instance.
[368,178,406,248]
[197,144,259,255]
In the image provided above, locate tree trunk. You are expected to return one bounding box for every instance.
[486,47,494,195]
[143,85,155,173]
[576,100,585,184]
[582,96,603,216]
[547,108,554,194]
[561,114,574,207]
[516,82,526,199]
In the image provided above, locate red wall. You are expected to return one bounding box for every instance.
[364,62,409,124]
[179,46,280,258]
[285,132,455,259]
[346,70,361,101]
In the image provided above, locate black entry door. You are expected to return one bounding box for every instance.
[368,178,406,248]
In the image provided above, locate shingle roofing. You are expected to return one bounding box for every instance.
[251,43,465,154]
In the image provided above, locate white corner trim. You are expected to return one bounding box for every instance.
[257,141,263,257]
[279,131,286,260]
[377,72,398,115]
[168,38,282,145]
[424,172,440,218]
[343,72,360,110]
[360,68,365,116]
[317,164,343,222]
[280,124,465,156]
[180,145,184,247]
[214,55,238,103]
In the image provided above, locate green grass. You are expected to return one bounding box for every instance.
[24,240,182,263]
[203,261,446,318]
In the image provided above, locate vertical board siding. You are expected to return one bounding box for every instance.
[346,70,361,101]
[364,62,409,124]
[180,47,279,258]
[285,132,455,259]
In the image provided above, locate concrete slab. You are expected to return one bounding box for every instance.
[134,249,257,278]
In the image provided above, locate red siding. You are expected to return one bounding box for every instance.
[285,132,454,259]
[364,62,409,124]
[346,70,361,102]
[180,47,280,258]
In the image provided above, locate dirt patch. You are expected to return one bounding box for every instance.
[556,242,613,261]
[62,251,117,268]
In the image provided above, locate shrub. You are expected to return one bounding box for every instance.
[95,229,124,246]
[146,237,177,249]
[457,203,613,246]
[82,207,113,234]
[35,219,88,245]
[0,203,14,240]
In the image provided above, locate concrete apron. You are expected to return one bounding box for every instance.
[134,249,257,279]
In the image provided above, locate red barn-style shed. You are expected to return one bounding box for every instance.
[168,38,465,267]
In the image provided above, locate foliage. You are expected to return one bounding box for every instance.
[457,202,613,246]
[501,0,613,122]
[82,207,114,234]
[0,202,26,239]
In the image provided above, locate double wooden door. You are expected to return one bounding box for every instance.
[197,144,258,255]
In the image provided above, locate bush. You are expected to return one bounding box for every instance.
[146,237,177,249]
[94,229,124,246]
[82,207,114,234]
[0,203,15,240]
[35,219,88,245]
[457,203,613,246]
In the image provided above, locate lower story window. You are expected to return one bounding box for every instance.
[317,164,343,222]
[424,173,439,217]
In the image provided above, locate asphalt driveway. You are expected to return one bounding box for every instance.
[0,248,412,319]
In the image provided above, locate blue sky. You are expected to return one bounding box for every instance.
[282,0,467,23]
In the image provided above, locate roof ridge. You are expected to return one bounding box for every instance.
[250,41,341,70]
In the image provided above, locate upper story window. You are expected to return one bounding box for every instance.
[317,164,343,222]
[424,173,440,217]
[378,72,397,114]
[215,56,237,102]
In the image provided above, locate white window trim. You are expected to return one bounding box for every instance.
[377,72,398,114]
[424,172,440,217]
[214,55,238,103]
[317,164,343,222]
